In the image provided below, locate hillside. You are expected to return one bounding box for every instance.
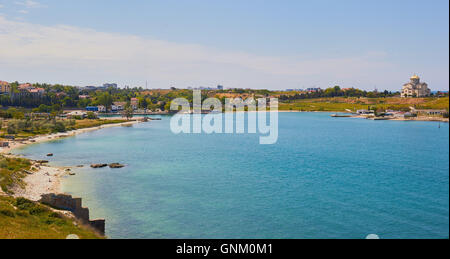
[278,97,449,112]
[0,155,102,239]
[0,196,102,239]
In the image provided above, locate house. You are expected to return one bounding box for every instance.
[130,98,139,110]
[306,87,321,93]
[357,109,374,115]
[18,83,33,91]
[412,109,447,116]
[112,102,126,112]
[0,81,11,94]
[29,88,45,95]
[404,112,417,118]
[15,83,45,97]
[98,105,106,113]
[67,111,87,118]
[0,141,9,148]
[79,95,90,99]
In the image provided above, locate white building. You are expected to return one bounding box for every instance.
[112,102,126,112]
[401,75,431,98]
[98,105,106,113]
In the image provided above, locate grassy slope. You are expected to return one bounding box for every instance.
[0,155,102,239]
[278,97,449,112]
[0,155,31,194]
[0,196,102,239]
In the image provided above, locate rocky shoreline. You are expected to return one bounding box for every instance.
[1,119,142,236]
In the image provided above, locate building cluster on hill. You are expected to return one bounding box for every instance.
[85,97,141,113]
[0,81,45,96]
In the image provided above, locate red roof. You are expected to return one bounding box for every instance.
[0,81,9,86]
[18,83,33,89]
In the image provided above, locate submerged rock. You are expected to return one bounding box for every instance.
[36,160,49,164]
[109,163,125,169]
[90,164,108,168]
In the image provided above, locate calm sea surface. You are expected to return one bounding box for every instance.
[14,113,449,239]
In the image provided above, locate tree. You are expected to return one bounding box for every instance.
[98,92,113,109]
[37,104,51,113]
[139,97,148,109]
[122,106,134,120]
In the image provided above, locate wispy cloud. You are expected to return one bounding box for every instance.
[14,0,44,9]
[18,10,29,14]
[0,15,420,90]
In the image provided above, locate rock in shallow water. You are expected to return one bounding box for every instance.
[90,164,108,168]
[109,163,125,169]
[35,160,49,164]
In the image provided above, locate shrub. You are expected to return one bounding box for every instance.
[29,206,48,215]
[15,211,29,217]
[0,209,15,217]
[6,122,18,134]
[87,111,98,119]
[15,197,35,210]
[52,121,66,133]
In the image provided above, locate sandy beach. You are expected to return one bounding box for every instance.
[1,119,140,154]
[11,165,63,201]
[1,119,141,201]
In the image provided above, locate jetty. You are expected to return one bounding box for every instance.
[331,114,353,118]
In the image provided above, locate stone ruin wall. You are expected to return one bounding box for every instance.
[40,193,105,236]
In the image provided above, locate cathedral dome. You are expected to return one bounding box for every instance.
[410,74,420,80]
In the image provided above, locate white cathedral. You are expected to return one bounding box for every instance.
[401,74,431,98]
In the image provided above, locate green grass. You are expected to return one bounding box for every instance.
[279,97,449,112]
[0,155,31,194]
[71,119,128,130]
[0,196,102,239]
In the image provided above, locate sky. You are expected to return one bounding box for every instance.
[0,0,448,91]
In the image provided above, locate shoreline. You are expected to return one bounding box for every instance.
[334,114,450,123]
[1,119,141,201]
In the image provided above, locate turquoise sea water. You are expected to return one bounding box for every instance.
[13,113,449,239]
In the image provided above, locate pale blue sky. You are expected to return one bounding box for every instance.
[0,0,448,90]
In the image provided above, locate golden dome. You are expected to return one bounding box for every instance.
[411,74,420,80]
